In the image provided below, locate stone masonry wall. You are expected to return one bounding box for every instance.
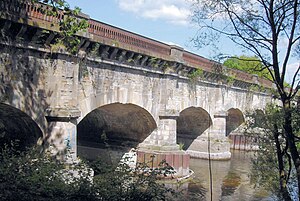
[78,58,271,123]
[0,45,273,160]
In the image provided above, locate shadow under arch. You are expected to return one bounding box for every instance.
[77,103,157,162]
[226,108,245,136]
[0,103,43,150]
[177,107,212,151]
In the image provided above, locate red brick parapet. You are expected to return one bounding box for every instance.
[182,51,214,72]
[88,20,170,59]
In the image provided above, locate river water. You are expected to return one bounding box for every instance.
[80,146,276,200]
[182,150,273,201]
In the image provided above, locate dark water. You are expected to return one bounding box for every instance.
[183,150,273,201]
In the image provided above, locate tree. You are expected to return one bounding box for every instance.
[191,0,300,199]
[223,55,272,80]
[248,104,300,200]
[223,55,291,86]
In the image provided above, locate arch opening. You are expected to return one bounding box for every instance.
[176,107,212,150]
[77,103,157,163]
[226,108,245,136]
[0,103,43,151]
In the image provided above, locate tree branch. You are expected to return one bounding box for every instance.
[281,0,299,90]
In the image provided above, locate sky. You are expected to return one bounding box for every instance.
[68,0,299,83]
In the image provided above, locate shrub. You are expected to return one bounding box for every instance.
[0,144,178,201]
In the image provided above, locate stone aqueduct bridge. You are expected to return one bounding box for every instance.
[0,1,273,175]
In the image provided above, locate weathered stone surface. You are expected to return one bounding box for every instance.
[0,44,272,161]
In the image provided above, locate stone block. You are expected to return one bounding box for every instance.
[46,107,81,119]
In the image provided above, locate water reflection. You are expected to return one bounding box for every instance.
[221,171,241,197]
[185,150,272,201]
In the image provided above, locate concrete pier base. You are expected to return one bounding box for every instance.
[186,134,231,160]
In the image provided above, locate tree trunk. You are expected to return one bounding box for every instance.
[274,125,292,201]
[283,100,300,200]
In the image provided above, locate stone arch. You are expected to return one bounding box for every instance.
[177,107,212,150]
[78,94,154,122]
[226,108,245,136]
[0,103,43,150]
[77,103,157,160]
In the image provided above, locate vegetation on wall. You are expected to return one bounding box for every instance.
[29,0,89,54]
[187,69,204,80]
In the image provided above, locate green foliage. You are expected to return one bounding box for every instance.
[249,84,260,92]
[246,104,300,199]
[30,0,89,54]
[162,63,172,73]
[57,11,88,54]
[111,40,120,47]
[127,58,134,63]
[91,159,177,201]
[88,43,100,57]
[187,69,203,80]
[0,144,179,201]
[149,57,158,67]
[226,75,235,85]
[223,56,292,88]
[223,56,271,80]
[247,109,282,196]
[178,143,185,150]
[0,145,92,201]
[33,0,69,10]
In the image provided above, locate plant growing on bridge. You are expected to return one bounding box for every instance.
[226,75,235,86]
[149,57,159,68]
[28,0,89,54]
[88,43,100,57]
[187,68,204,81]
[191,0,300,199]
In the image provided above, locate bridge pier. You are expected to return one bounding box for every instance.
[139,114,179,151]
[138,113,190,177]
[187,111,231,160]
[46,108,80,163]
